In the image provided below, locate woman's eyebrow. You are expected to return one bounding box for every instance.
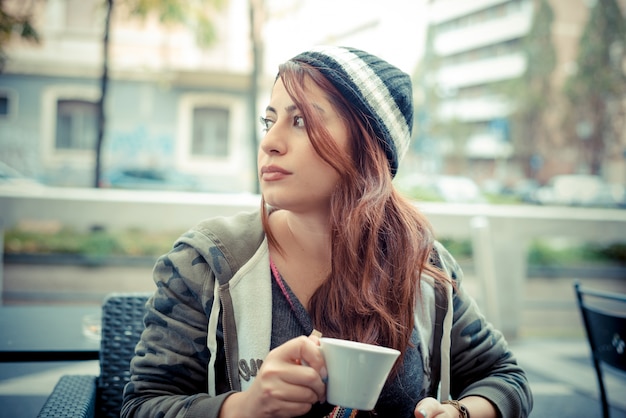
[265,103,326,114]
[265,104,299,114]
[311,103,326,113]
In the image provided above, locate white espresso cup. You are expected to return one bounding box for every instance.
[319,337,400,410]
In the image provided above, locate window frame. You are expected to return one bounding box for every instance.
[55,98,99,151]
[176,93,246,174]
[41,85,100,166]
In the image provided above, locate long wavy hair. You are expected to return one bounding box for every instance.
[261,60,450,369]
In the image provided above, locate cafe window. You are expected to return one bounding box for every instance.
[55,99,98,151]
[191,106,230,158]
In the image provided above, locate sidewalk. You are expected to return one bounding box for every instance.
[511,337,626,418]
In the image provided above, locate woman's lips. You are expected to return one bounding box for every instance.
[260,165,291,181]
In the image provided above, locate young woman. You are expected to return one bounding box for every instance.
[121,46,533,418]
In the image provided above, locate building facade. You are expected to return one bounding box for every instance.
[0,0,256,192]
[420,0,626,188]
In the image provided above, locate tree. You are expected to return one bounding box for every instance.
[564,0,626,175]
[249,0,264,194]
[0,0,40,72]
[507,0,557,179]
[95,0,113,189]
[413,25,473,174]
[94,0,227,187]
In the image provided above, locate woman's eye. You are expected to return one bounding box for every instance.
[259,117,275,132]
[293,115,305,128]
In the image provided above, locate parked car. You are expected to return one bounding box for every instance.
[434,175,486,203]
[395,174,485,203]
[500,178,540,203]
[100,168,203,192]
[530,174,625,208]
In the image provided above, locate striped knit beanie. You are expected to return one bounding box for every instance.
[290,46,413,177]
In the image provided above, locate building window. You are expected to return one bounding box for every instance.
[192,106,229,157]
[176,93,247,176]
[0,90,16,119]
[55,99,98,150]
[41,86,99,165]
[0,95,8,117]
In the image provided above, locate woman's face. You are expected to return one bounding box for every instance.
[258,76,350,215]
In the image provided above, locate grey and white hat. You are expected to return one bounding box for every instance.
[290,46,413,177]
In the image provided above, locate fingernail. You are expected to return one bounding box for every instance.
[320,367,328,382]
[418,408,428,418]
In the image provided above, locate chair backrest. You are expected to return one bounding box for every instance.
[574,282,626,418]
[575,283,626,370]
[97,292,151,418]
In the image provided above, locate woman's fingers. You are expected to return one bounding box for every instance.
[415,397,447,418]
[264,336,327,401]
[231,334,331,417]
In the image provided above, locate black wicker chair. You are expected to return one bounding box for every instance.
[37,293,151,418]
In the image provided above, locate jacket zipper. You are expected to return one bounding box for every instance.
[219,291,234,391]
[219,284,241,391]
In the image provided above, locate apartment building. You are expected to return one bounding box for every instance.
[422,0,626,187]
[0,0,256,191]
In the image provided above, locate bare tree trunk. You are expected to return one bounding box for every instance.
[249,0,264,194]
[95,0,113,188]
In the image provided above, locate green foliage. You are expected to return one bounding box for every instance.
[527,239,626,266]
[122,0,227,47]
[4,227,177,258]
[81,229,124,257]
[566,0,626,100]
[516,0,556,116]
[0,0,41,71]
[4,227,625,267]
[438,238,473,261]
[563,0,626,173]
[523,0,556,82]
[527,240,570,265]
[496,0,557,175]
[588,242,626,264]
[412,26,474,164]
[400,187,443,203]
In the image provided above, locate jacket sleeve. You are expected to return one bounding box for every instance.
[438,244,534,418]
[121,241,233,418]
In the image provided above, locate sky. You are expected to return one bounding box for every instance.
[262,0,430,76]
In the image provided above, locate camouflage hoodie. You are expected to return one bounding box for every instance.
[122,210,532,418]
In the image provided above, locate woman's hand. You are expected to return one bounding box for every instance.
[415,395,497,418]
[220,335,327,418]
[415,397,458,418]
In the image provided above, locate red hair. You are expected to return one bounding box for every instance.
[262,61,449,373]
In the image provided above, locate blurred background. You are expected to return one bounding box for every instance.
[0,0,625,317]
[1,0,625,292]
[0,2,625,417]
[0,0,625,205]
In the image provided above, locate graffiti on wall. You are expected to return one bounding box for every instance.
[105,125,175,170]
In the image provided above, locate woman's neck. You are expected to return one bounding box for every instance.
[268,210,333,308]
[272,209,332,264]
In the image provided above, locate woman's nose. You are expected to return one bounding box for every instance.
[259,124,286,155]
